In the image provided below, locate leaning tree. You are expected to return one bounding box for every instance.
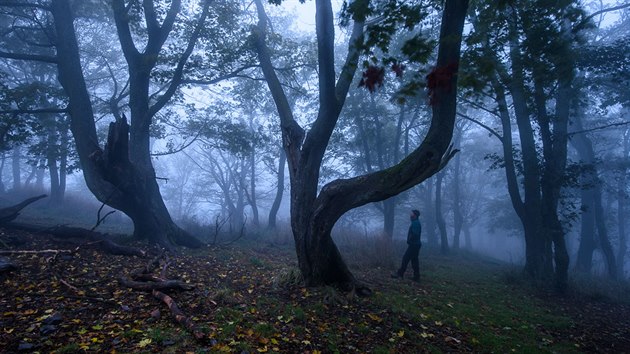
[252,0,469,291]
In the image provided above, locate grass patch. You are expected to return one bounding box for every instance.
[374,255,578,353]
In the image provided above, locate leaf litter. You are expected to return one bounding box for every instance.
[0,227,629,353]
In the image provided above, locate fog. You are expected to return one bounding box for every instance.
[0,0,628,286]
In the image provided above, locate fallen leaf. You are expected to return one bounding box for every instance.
[367,313,383,322]
[138,338,152,348]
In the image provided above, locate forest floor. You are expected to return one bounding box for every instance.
[1,226,630,353]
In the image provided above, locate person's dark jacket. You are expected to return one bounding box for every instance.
[407,219,422,246]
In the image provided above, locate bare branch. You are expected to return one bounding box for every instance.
[0,50,56,63]
[577,3,630,29]
[0,2,50,11]
[568,121,630,137]
[457,112,503,142]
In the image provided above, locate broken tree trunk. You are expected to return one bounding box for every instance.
[0,194,46,224]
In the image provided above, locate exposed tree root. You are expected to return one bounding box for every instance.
[152,289,205,340]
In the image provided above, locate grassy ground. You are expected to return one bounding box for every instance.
[1,226,629,353]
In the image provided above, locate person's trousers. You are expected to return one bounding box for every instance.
[397,245,421,278]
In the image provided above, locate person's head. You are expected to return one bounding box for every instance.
[410,209,420,220]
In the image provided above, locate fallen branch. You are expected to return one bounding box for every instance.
[0,194,47,224]
[47,226,146,257]
[118,277,194,291]
[7,223,146,257]
[152,289,205,340]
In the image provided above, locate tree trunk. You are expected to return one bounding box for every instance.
[58,122,68,202]
[253,0,469,289]
[47,118,62,205]
[382,197,396,240]
[593,184,617,279]
[11,147,20,192]
[503,19,548,280]
[571,114,617,278]
[249,146,259,227]
[267,148,285,229]
[576,187,596,273]
[617,130,629,277]
[452,132,462,251]
[0,152,5,193]
[424,179,438,248]
[464,224,472,249]
[436,171,449,254]
[50,0,203,248]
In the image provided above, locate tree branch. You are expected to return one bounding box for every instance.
[149,0,212,117]
[252,0,304,175]
[0,2,50,11]
[0,108,68,115]
[576,3,630,30]
[456,112,503,142]
[0,51,56,63]
[568,121,630,137]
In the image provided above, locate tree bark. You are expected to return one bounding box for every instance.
[254,0,468,289]
[267,148,286,229]
[50,0,206,248]
[617,130,629,277]
[571,114,617,279]
[11,147,20,192]
[436,171,449,254]
[501,14,548,280]
[576,186,596,273]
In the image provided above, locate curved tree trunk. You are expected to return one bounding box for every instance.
[254,0,469,289]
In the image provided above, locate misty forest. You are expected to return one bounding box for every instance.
[0,0,629,352]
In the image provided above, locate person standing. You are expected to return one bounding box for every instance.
[392,209,422,281]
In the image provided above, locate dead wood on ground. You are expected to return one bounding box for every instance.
[0,194,46,224]
[153,289,205,339]
[119,252,202,340]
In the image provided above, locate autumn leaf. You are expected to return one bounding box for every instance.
[397,330,405,337]
[137,338,152,348]
[367,313,383,322]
